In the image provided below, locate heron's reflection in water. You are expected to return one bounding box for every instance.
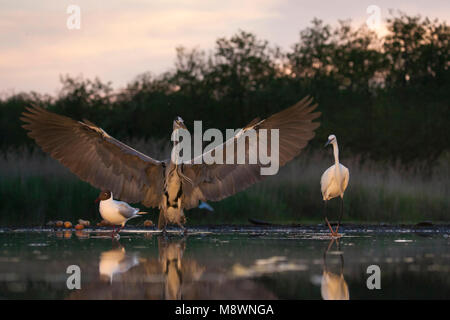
[321,238,349,300]
[159,237,186,300]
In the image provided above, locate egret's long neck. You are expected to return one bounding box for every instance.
[332,142,340,166]
[332,141,342,193]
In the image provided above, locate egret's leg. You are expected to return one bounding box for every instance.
[326,238,336,252]
[323,238,337,273]
[111,225,116,238]
[335,197,344,234]
[323,201,335,235]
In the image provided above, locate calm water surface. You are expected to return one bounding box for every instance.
[0,226,449,299]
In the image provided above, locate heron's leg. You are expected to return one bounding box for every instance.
[323,200,335,235]
[176,219,187,235]
[178,223,186,234]
[158,211,166,230]
[335,197,344,234]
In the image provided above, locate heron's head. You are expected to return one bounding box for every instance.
[324,134,336,147]
[95,190,112,203]
[173,116,187,131]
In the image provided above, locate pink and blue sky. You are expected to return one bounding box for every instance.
[0,0,448,95]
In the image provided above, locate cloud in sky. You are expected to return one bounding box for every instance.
[0,0,448,94]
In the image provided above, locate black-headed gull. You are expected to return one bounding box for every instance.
[95,190,148,236]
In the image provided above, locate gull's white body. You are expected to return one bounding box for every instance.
[321,137,349,201]
[99,193,142,227]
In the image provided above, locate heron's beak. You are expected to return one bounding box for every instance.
[94,197,100,203]
[324,139,332,147]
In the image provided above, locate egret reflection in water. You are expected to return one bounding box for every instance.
[321,238,349,300]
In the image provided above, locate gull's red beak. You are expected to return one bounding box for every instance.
[94,197,100,203]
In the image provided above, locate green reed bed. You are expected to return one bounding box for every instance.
[0,148,448,226]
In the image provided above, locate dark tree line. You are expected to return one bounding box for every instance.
[1,13,448,165]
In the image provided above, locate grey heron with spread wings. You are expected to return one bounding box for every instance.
[21,96,320,232]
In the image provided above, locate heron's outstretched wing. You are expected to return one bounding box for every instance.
[21,106,165,207]
[181,96,320,209]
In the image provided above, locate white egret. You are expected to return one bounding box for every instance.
[321,134,349,237]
